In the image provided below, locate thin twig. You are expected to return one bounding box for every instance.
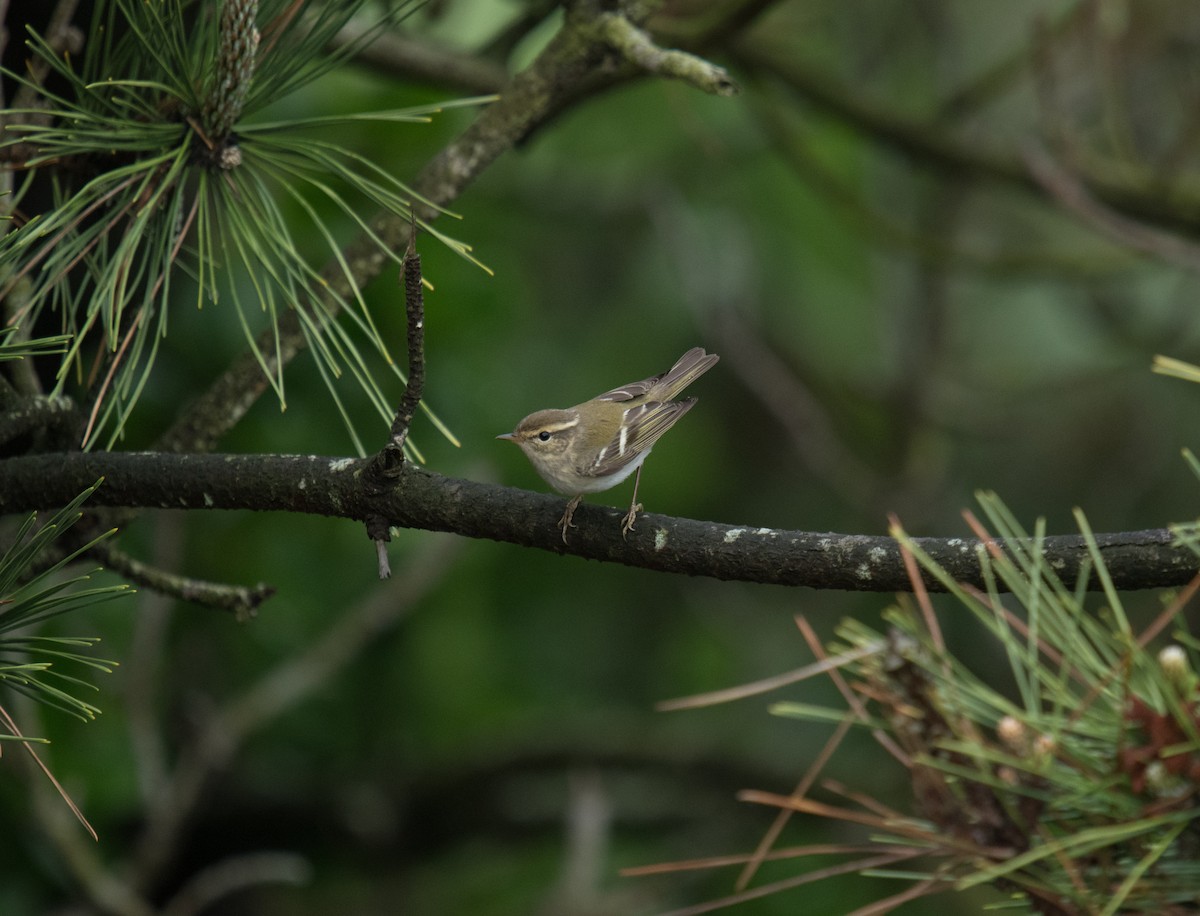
[388,231,426,457]
[91,541,275,620]
[367,230,426,577]
[592,11,738,96]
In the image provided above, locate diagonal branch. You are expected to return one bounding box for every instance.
[0,451,1193,592]
[729,37,1200,238]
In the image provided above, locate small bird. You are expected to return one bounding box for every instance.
[498,347,719,541]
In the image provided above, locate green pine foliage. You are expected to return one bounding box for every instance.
[0,0,481,450]
[745,495,1200,912]
[0,481,124,728]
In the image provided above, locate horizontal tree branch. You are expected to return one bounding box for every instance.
[0,452,1193,592]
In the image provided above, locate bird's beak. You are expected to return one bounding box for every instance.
[496,432,515,441]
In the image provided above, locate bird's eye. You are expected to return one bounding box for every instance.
[538,431,551,442]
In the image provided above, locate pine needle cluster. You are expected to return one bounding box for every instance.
[0,0,479,450]
[649,495,1200,914]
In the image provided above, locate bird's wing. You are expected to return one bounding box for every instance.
[593,371,667,403]
[585,398,696,478]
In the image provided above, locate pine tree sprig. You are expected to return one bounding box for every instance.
[1,0,485,450]
[652,494,1200,912]
[0,482,124,730]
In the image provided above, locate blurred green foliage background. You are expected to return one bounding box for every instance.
[6,1,1200,913]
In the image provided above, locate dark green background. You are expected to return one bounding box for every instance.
[6,1,1200,913]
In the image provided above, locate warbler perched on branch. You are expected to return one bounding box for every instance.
[498,347,719,541]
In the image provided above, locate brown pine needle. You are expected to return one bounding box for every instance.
[656,643,882,711]
[0,703,97,841]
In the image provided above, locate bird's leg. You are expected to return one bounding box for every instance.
[620,465,645,538]
[559,494,583,542]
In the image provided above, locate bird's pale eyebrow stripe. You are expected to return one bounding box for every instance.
[538,418,580,435]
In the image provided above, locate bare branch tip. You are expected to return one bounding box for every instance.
[375,538,391,579]
[593,11,738,97]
